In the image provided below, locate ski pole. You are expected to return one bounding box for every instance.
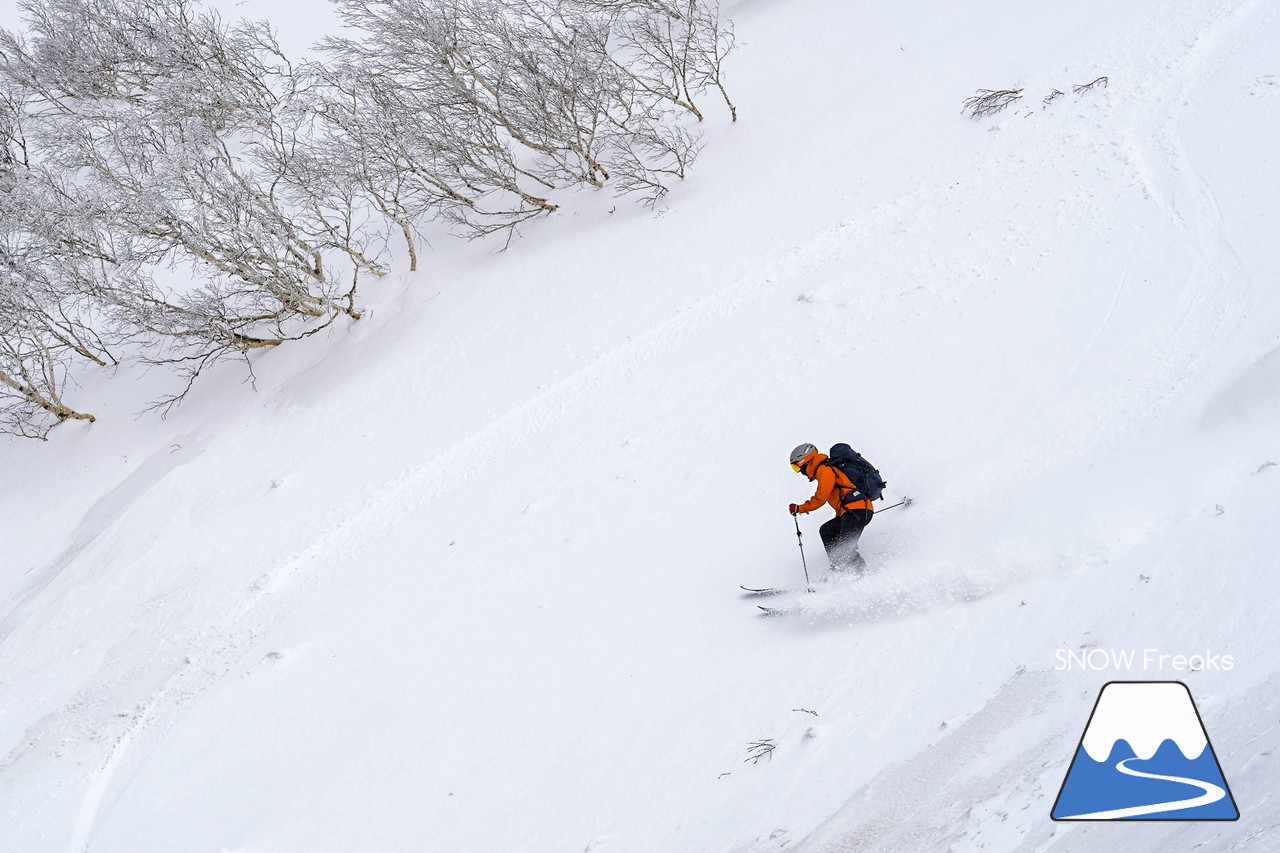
[792,512,814,593]
[874,497,913,514]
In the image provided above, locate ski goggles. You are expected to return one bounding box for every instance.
[791,463,802,472]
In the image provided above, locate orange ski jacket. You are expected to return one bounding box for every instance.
[795,451,874,515]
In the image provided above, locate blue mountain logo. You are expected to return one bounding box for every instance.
[1052,681,1238,820]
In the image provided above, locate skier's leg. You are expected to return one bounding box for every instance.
[818,516,842,568]
[822,515,857,570]
[838,509,874,572]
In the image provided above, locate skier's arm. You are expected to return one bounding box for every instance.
[796,466,835,514]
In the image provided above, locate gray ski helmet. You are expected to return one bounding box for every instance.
[790,443,817,466]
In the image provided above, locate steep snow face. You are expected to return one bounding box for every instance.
[3,0,1280,851]
[1081,683,1207,761]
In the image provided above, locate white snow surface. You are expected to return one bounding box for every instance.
[1080,682,1208,762]
[3,0,1280,851]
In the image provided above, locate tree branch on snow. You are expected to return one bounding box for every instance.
[962,87,1023,119]
[1072,76,1108,95]
[744,739,777,764]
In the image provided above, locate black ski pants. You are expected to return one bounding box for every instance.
[819,508,873,571]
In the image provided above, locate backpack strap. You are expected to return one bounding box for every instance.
[821,459,865,506]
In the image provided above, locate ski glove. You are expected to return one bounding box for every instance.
[789,503,800,515]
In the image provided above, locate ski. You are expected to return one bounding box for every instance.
[740,586,788,597]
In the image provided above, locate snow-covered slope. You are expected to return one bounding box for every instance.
[3,0,1280,850]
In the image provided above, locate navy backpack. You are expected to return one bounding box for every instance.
[822,443,886,504]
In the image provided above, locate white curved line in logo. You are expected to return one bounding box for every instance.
[1057,757,1227,820]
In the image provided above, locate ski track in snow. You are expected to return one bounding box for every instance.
[31,177,967,849]
[1098,0,1258,413]
[66,697,162,853]
[1055,757,1226,820]
[1068,225,1141,380]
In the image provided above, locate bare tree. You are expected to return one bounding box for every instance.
[320,0,737,234]
[0,0,738,436]
[1072,76,1108,95]
[971,76,1109,118]
[1,0,372,414]
[607,120,702,205]
[600,0,737,122]
[962,88,1023,119]
[320,0,599,233]
[0,85,108,437]
[744,739,777,764]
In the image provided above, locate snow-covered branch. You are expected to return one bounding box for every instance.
[0,0,736,437]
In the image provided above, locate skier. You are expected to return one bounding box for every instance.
[788,443,874,572]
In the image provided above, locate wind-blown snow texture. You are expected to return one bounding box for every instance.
[3,0,1280,850]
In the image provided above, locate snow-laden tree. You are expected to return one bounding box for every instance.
[294,61,495,266]
[0,0,378,414]
[318,0,736,238]
[0,83,114,437]
[585,0,737,123]
[0,0,736,437]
